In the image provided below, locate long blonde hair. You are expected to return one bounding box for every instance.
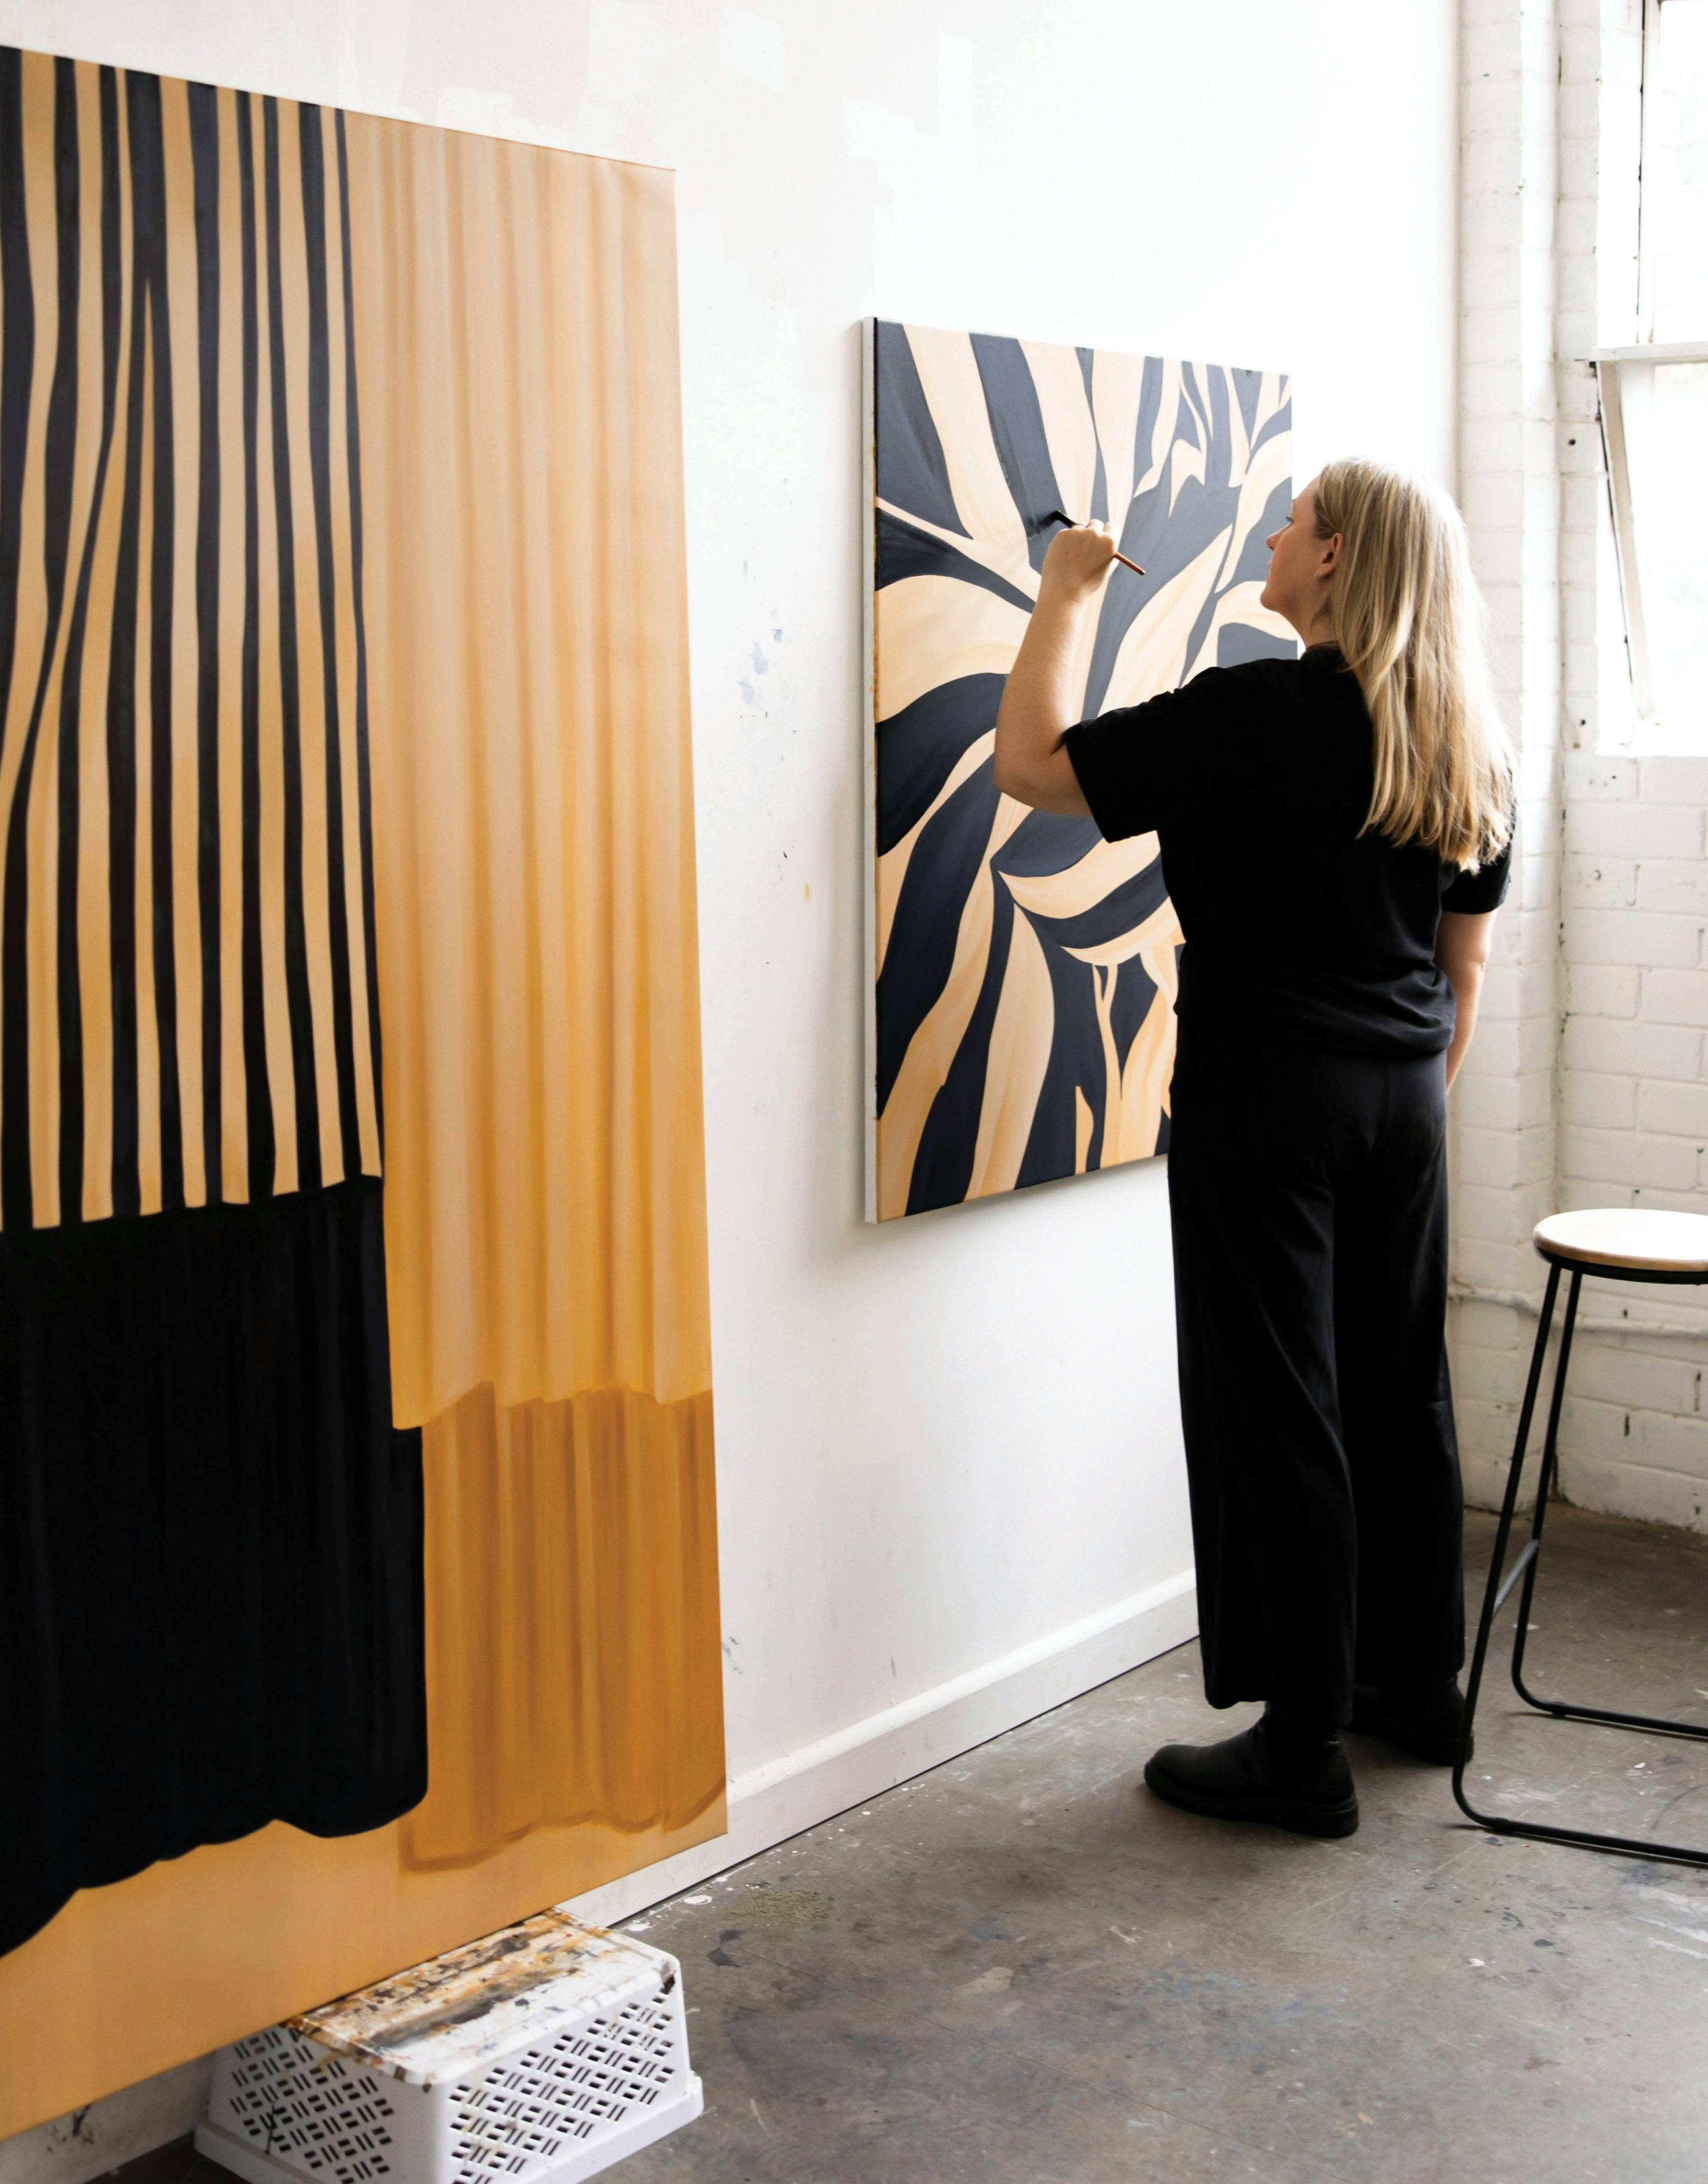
[1314,457,1512,870]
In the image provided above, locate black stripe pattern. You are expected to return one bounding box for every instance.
[0,51,381,1231]
[0,49,421,1962]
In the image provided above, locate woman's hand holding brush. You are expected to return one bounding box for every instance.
[1036,514,1143,608]
[991,511,1143,816]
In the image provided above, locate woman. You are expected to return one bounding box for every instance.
[993,458,1513,1840]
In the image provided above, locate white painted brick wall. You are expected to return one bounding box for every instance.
[1444,0,1708,1539]
[1450,0,1565,1511]
[1549,748,1708,1529]
[1555,751,1708,1537]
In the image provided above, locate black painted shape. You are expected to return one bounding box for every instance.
[1219,620,1295,669]
[1082,472,1244,720]
[1017,939,1105,1188]
[1109,950,1160,1083]
[1233,366,1262,443]
[989,805,1101,880]
[969,332,1061,572]
[0,58,81,1227]
[1178,479,1255,679]
[0,1176,427,1959]
[1173,380,1202,453]
[235,92,275,1197]
[105,62,151,1219]
[297,105,363,1185]
[1077,347,1108,524]
[905,877,1016,1215]
[188,79,224,1202]
[1130,355,1164,509]
[54,60,94,1223]
[1021,858,1171,954]
[261,97,321,1196]
[1205,366,1232,491]
[1082,965,1109,1173]
[1253,395,1291,457]
[876,768,1000,1112]
[130,70,187,1216]
[0,46,35,764]
[875,507,1033,611]
[876,672,1004,857]
[335,110,385,1152]
[1178,505,1250,679]
[873,320,967,537]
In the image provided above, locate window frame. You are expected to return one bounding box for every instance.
[1598,0,1707,725]
[1595,343,1708,724]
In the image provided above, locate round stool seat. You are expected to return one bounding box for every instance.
[1532,1206,1708,1274]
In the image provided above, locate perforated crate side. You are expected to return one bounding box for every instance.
[203,2022,438,2184]
[200,1946,700,2184]
[449,1987,691,2184]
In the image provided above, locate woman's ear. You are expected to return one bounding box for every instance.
[1317,529,1343,579]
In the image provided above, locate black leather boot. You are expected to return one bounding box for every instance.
[1347,1677,1470,1765]
[1143,1715,1359,1838]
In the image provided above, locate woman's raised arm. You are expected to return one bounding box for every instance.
[990,524,1114,816]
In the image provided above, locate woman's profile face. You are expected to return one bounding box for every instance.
[1259,479,1320,623]
[1260,477,1341,642]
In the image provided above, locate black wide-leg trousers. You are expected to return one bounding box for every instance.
[1166,1031,1466,1726]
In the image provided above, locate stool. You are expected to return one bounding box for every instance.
[1455,1207,1708,1867]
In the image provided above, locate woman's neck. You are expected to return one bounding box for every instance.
[1283,599,1337,649]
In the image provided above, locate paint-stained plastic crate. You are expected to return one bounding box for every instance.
[196,1910,702,2184]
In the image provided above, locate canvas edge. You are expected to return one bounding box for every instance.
[861,316,881,1224]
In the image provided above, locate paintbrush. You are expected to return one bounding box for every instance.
[1035,508,1144,576]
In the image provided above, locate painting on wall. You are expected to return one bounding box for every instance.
[0,47,721,2135]
[864,318,1294,1221]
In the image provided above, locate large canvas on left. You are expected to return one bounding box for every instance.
[0,48,722,2134]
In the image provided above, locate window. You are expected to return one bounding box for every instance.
[1641,0,1708,340]
[1597,0,1708,743]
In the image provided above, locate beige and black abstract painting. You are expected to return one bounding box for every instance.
[865,319,1294,1220]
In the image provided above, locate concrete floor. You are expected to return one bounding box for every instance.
[133,1505,1708,2184]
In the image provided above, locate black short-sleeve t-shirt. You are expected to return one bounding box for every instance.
[1062,646,1512,1059]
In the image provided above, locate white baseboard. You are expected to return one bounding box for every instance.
[569,1567,1198,1928]
[1557,1456,1708,1534]
[0,1570,1197,2184]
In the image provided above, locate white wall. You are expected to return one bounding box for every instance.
[0,0,1462,2171]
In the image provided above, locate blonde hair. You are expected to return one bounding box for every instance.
[1313,457,1513,871]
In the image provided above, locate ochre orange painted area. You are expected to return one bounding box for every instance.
[346,109,724,1890]
[0,1796,724,2137]
[404,1390,723,1872]
[346,118,713,1429]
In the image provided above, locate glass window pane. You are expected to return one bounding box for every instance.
[1647,0,1708,340]
[1620,359,1708,741]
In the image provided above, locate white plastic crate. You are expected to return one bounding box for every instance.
[196,1911,701,2184]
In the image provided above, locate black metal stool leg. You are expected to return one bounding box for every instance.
[1453,1258,1708,1869]
[1509,1270,1581,1709]
[1454,1266,1558,1827]
[1510,1266,1708,1741]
